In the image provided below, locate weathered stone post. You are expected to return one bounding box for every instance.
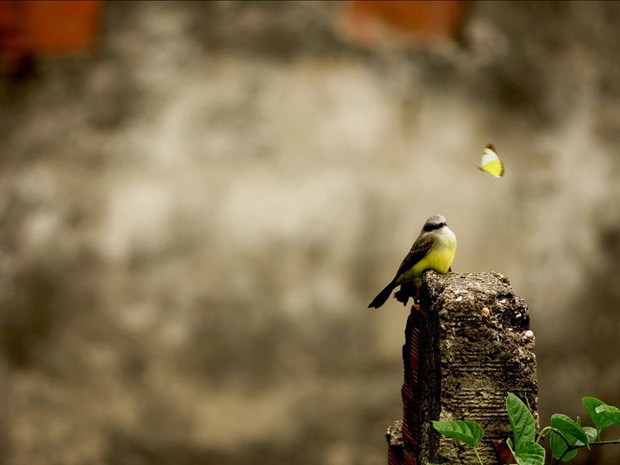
[387,271,538,465]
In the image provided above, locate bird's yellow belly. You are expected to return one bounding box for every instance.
[396,236,456,285]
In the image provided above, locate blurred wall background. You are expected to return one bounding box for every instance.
[1,2,620,464]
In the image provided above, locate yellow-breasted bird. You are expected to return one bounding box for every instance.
[368,214,457,308]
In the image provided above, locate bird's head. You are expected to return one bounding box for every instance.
[421,214,448,234]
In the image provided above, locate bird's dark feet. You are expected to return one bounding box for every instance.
[394,281,418,307]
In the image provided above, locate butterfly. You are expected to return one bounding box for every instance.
[479,144,504,178]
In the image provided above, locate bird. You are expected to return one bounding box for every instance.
[368,214,457,308]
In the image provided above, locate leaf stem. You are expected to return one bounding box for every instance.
[537,426,552,443]
[587,439,620,447]
[473,446,484,465]
[564,438,620,451]
[553,438,620,465]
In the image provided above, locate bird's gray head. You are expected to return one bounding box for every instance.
[421,214,448,234]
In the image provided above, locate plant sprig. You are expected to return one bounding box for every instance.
[430,394,620,465]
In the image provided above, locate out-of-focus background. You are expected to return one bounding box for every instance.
[0,1,619,464]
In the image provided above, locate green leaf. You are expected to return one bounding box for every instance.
[550,418,579,462]
[432,420,484,448]
[551,414,589,448]
[550,432,577,462]
[507,439,545,465]
[506,393,537,451]
[583,426,598,442]
[582,397,614,433]
[595,404,620,427]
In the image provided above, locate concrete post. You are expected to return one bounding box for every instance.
[387,271,538,465]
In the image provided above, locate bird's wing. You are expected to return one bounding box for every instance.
[395,235,434,277]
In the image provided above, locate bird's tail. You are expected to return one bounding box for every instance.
[368,280,396,309]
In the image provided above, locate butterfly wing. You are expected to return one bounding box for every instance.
[479,144,504,177]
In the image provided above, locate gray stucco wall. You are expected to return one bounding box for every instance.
[1,2,620,464]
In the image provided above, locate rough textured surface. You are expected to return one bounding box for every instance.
[391,271,537,465]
